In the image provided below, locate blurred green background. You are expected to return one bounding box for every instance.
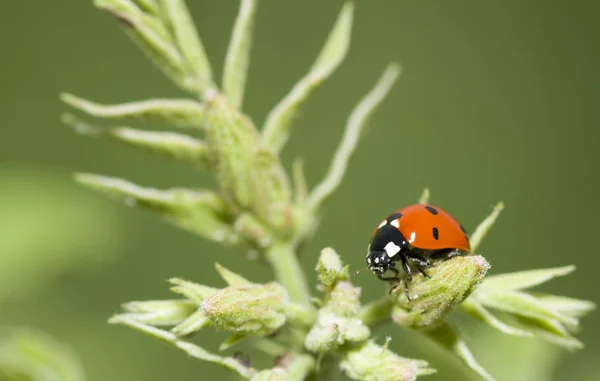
[1,1,598,380]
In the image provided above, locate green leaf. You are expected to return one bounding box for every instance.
[222,0,258,108]
[215,263,253,286]
[159,0,215,93]
[461,298,532,337]
[513,315,583,350]
[63,114,210,168]
[424,322,494,381]
[477,290,577,328]
[308,63,401,212]
[95,0,193,91]
[532,294,596,318]
[469,202,504,252]
[169,278,219,303]
[219,334,246,351]
[109,316,255,378]
[133,0,160,15]
[121,299,197,326]
[292,158,308,204]
[480,265,575,292]
[418,188,430,204]
[171,310,210,336]
[261,2,354,154]
[0,328,85,381]
[74,174,238,244]
[61,94,205,128]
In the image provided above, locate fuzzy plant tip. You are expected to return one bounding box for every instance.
[340,341,436,381]
[392,255,491,329]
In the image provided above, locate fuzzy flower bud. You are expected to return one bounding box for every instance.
[340,341,435,381]
[202,92,293,234]
[316,247,349,291]
[392,255,490,329]
[305,281,369,353]
[200,282,287,336]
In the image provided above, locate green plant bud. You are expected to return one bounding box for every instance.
[329,281,361,316]
[215,263,252,287]
[305,311,370,353]
[202,92,293,233]
[339,341,435,381]
[200,282,287,336]
[250,369,285,381]
[392,255,490,329]
[316,247,348,291]
[304,311,341,353]
[305,279,369,353]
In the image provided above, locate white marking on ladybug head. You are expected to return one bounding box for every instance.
[374,257,380,264]
[390,219,400,228]
[409,232,416,243]
[377,219,387,229]
[367,257,371,264]
[384,241,401,257]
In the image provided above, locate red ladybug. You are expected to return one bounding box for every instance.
[363,204,470,299]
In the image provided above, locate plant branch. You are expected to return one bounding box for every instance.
[358,296,393,329]
[222,0,258,108]
[309,63,401,212]
[265,241,313,308]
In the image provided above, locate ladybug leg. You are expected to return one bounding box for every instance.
[400,255,413,301]
[407,255,432,279]
[446,249,463,259]
[378,268,401,294]
[431,248,463,261]
[377,267,400,282]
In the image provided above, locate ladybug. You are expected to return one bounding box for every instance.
[362,203,470,300]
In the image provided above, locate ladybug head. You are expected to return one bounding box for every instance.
[366,250,391,275]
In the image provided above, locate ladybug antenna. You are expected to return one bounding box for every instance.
[353,267,369,276]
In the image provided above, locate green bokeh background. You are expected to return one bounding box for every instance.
[1,1,598,380]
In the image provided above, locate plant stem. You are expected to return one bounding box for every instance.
[358,296,393,329]
[265,241,313,308]
[286,353,316,381]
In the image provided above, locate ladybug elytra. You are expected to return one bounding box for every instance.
[362,203,470,300]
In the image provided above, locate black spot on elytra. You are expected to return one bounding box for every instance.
[387,212,403,222]
[425,205,438,215]
[460,224,467,234]
[432,227,439,240]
